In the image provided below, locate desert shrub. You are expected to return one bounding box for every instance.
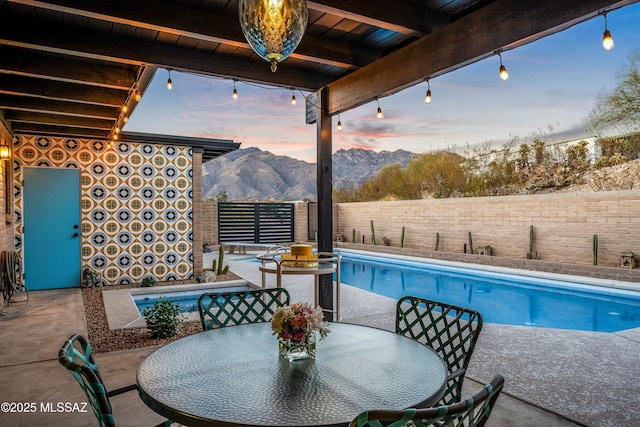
[142,298,183,338]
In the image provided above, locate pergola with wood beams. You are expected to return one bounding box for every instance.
[1,0,638,318]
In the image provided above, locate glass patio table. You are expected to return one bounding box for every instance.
[137,322,447,427]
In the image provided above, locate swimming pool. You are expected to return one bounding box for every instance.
[133,283,251,314]
[338,250,640,332]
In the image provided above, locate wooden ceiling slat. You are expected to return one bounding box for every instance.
[5,111,113,129]
[0,74,127,106]
[0,95,119,119]
[0,46,136,89]
[307,0,450,34]
[11,122,110,139]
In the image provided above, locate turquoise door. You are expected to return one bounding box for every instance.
[23,167,81,290]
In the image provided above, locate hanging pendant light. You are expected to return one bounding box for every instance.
[337,114,342,131]
[602,13,614,50]
[498,53,509,81]
[239,0,308,72]
[425,79,432,105]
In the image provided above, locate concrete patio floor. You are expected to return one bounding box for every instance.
[0,251,638,426]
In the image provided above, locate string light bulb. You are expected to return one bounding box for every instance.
[291,90,297,106]
[115,126,120,134]
[337,114,342,131]
[166,69,173,90]
[425,79,432,104]
[134,89,141,102]
[121,105,128,113]
[602,13,614,50]
[233,80,238,100]
[376,99,383,120]
[123,115,129,123]
[498,53,509,81]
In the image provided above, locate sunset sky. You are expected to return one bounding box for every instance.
[127,3,640,163]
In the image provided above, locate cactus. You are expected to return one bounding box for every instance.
[468,232,474,254]
[212,245,229,275]
[527,225,536,259]
[435,232,440,251]
[370,220,376,245]
[593,234,598,266]
[352,228,356,243]
[400,226,405,248]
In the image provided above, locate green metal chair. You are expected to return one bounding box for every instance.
[58,333,172,427]
[396,296,483,406]
[197,287,290,330]
[348,374,504,427]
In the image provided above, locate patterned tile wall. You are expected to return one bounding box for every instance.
[13,134,194,285]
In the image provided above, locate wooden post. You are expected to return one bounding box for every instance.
[316,87,334,321]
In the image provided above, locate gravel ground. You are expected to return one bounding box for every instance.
[82,273,240,353]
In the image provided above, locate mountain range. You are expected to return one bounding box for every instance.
[202,147,415,201]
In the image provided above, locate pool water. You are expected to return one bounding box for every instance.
[338,251,640,332]
[133,284,251,314]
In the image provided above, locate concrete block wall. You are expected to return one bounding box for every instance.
[202,192,640,269]
[293,201,309,243]
[202,202,218,246]
[336,191,640,268]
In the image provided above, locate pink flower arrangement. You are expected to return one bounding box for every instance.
[271,301,330,341]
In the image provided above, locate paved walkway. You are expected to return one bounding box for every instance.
[0,251,638,426]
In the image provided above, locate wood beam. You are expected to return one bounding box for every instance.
[5,111,113,130]
[0,74,126,107]
[326,0,640,114]
[315,87,334,321]
[307,0,449,35]
[0,15,333,91]
[0,95,119,119]
[8,0,376,69]
[0,46,136,89]
[12,122,109,139]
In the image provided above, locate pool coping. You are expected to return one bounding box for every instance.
[102,280,256,329]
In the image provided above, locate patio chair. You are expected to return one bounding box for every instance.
[198,287,290,330]
[396,296,483,406]
[58,333,172,427]
[348,374,504,427]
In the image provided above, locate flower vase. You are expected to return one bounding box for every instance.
[279,331,316,362]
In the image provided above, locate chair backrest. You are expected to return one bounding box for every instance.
[349,374,504,427]
[396,296,483,405]
[58,334,116,427]
[198,287,290,330]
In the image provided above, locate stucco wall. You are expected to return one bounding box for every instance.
[13,134,195,285]
[336,191,640,268]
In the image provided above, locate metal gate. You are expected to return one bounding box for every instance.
[218,202,294,243]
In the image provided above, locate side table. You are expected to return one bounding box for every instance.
[257,250,342,320]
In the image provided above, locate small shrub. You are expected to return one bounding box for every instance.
[141,276,156,287]
[142,298,183,338]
